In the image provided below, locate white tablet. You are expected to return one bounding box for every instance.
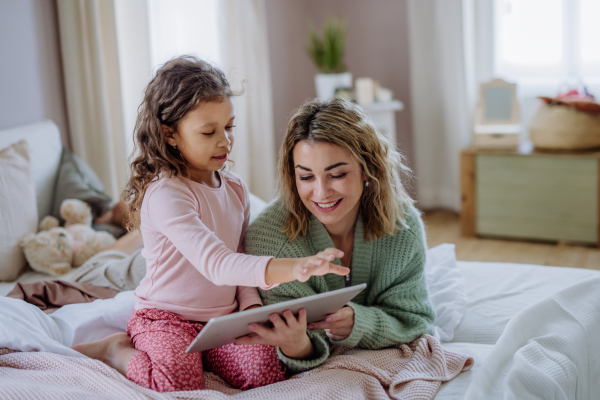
[186,283,366,353]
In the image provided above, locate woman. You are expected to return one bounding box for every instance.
[237,98,435,374]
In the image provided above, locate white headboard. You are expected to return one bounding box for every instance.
[0,120,62,220]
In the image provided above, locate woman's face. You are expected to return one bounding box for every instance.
[293,140,366,235]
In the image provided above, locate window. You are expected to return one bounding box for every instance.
[494,0,600,85]
[579,0,600,79]
[148,0,221,69]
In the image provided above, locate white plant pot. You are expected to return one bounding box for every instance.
[314,72,353,101]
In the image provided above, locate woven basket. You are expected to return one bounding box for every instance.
[530,100,600,150]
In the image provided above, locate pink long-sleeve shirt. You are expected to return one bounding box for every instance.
[133,171,273,322]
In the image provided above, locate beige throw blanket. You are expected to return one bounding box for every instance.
[0,335,472,400]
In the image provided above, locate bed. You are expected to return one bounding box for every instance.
[1,121,599,399]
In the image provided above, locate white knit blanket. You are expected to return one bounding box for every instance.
[464,275,600,400]
[0,335,472,400]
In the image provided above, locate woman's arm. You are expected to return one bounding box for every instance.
[330,229,435,349]
[307,250,434,348]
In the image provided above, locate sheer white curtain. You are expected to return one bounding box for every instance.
[56,0,128,200]
[219,0,276,201]
[58,0,276,201]
[148,0,276,201]
[407,0,476,211]
[56,0,151,200]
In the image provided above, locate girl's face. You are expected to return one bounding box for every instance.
[292,140,366,236]
[166,97,235,185]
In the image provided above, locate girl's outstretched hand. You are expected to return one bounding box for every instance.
[293,248,348,282]
[235,308,314,359]
[264,248,347,285]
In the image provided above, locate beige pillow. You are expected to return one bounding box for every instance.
[0,140,38,281]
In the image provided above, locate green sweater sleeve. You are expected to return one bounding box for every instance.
[331,231,435,349]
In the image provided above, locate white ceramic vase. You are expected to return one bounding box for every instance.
[314,72,353,101]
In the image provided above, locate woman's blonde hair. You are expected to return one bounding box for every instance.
[279,97,414,241]
[122,55,234,231]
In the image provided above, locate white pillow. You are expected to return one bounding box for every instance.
[0,140,38,281]
[425,243,468,342]
[248,193,267,224]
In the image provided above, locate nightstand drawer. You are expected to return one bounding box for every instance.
[461,148,600,245]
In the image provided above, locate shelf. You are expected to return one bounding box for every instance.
[360,100,404,112]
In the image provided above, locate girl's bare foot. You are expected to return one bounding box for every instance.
[72,332,139,376]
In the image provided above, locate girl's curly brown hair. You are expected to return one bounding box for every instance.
[122,55,233,231]
[279,97,415,241]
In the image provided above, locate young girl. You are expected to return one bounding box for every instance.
[72,55,348,392]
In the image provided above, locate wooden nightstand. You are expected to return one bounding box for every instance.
[461,144,600,246]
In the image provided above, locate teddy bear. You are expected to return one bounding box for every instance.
[20,199,116,276]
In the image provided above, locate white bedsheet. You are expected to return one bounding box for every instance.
[0,291,134,356]
[435,342,494,400]
[434,261,599,400]
[464,275,600,400]
[452,261,599,345]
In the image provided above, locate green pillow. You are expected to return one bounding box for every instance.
[51,147,114,223]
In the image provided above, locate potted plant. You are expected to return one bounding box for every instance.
[307,17,352,101]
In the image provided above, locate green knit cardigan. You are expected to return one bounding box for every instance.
[244,200,435,374]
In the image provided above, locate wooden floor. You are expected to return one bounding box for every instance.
[422,210,600,271]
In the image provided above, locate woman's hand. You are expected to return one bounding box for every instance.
[308,306,354,341]
[293,248,348,282]
[235,308,314,359]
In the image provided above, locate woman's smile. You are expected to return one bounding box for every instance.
[313,198,343,213]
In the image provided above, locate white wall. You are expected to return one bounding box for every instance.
[0,0,70,146]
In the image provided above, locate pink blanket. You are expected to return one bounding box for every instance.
[0,335,472,399]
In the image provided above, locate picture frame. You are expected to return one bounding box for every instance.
[473,78,521,148]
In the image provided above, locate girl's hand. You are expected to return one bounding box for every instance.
[308,306,354,341]
[234,308,314,359]
[293,248,348,282]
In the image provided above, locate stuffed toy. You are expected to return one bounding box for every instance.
[20,199,116,276]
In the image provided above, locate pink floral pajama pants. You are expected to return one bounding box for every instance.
[126,308,286,392]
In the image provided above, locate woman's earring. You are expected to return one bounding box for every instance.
[365,180,369,187]
[172,144,177,150]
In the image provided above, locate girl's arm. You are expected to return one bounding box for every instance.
[264,255,346,285]
[236,286,262,311]
[147,181,347,288]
